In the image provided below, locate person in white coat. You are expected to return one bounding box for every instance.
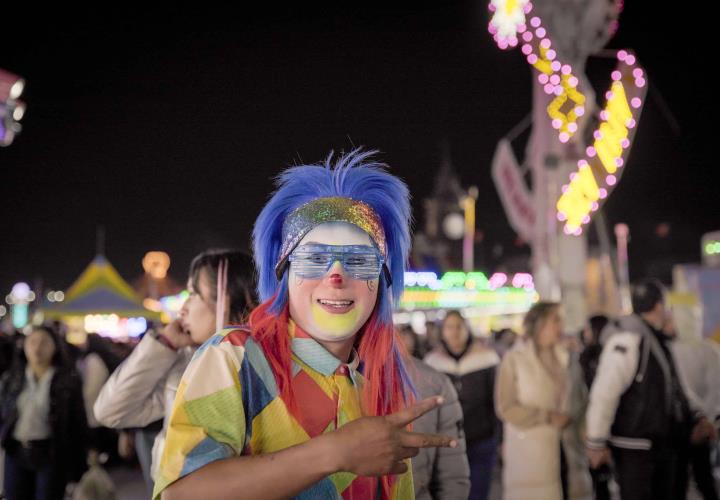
[495,302,591,500]
[93,249,256,484]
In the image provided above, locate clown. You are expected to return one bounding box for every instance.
[154,150,456,500]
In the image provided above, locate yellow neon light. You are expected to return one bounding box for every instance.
[556,74,644,233]
[595,82,632,174]
[556,166,599,230]
[531,47,586,139]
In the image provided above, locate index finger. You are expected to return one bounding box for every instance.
[386,396,444,427]
[400,430,457,449]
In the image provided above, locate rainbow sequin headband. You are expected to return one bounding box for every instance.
[274,196,389,283]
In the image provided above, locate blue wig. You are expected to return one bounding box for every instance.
[252,149,412,324]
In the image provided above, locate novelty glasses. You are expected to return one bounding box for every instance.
[286,244,391,284]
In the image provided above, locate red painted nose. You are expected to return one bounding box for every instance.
[328,273,343,285]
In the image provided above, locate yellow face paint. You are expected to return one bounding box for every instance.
[310,302,360,339]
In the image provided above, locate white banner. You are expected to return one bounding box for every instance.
[491,139,536,242]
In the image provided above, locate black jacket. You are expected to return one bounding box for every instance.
[0,365,88,481]
[424,343,500,444]
[587,315,695,451]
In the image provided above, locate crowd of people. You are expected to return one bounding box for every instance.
[1,150,718,500]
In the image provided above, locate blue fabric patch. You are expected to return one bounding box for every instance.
[179,437,232,478]
[293,477,341,500]
[291,338,340,376]
[239,354,275,444]
[244,338,279,397]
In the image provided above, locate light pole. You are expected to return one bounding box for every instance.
[463,186,479,272]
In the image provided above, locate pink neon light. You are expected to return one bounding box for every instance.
[600,110,609,121]
[557,212,566,221]
[599,188,608,199]
[633,68,643,78]
[543,83,554,94]
[618,50,628,61]
[551,61,561,72]
[605,91,614,100]
[586,146,596,157]
[635,78,646,88]
[578,159,588,168]
[522,31,533,42]
[568,76,578,87]
[523,44,533,55]
[488,4,496,12]
[530,17,541,28]
[536,28,546,38]
[564,225,574,235]
[594,130,603,140]
[553,86,563,96]
[540,38,551,49]
[559,132,570,143]
[591,201,599,211]
[528,54,538,64]
[616,158,624,167]
[621,139,630,149]
[498,40,509,50]
[582,215,591,224]
[546,49,556,60]
[631,97,642,109]
[562,185,569,194]
[569,173,577,182]
[606,175,617,186]
[575,106,585,117]
[625,55,636,65]
[552,118,562,129]
[524,3,532,13]
[509,38,519,47]
[489,273,508,289]
[574,227,583,236]
[518,24,527,33]
[538,73,549,84]
[611,70,622,81]
[550,74,560,85]
[561,64,571,75]
[568,122,578,133]
[626,118,636,128]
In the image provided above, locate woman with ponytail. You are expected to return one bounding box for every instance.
[93,249,256,489]
[155,149,457,500]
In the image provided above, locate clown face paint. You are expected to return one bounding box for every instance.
[288,222,380,343]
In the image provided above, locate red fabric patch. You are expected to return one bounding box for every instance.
[221,329,251,347]
[342,476,378,500]
[290,371,335,437]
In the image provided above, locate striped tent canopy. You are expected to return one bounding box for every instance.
[44,255,160,319]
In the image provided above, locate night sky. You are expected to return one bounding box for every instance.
[1,2,714,294]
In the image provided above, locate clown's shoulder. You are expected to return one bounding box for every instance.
[189,326,254,365]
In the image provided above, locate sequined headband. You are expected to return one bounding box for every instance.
[274,196,387,281]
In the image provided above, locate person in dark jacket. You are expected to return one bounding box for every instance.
[585,280,717,500]
[0,324,88,500]
[578,314,610,500]
[424,310,500,500]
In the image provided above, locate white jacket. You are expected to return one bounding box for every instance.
[671,339,720,421]
[93,334,193,479]
[499,340,591,500]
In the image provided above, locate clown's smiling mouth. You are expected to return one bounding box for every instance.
[317,298,355,313]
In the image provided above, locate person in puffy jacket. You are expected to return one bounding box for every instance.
[424,310,500,500]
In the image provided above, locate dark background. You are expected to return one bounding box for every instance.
[0,2,714,292]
